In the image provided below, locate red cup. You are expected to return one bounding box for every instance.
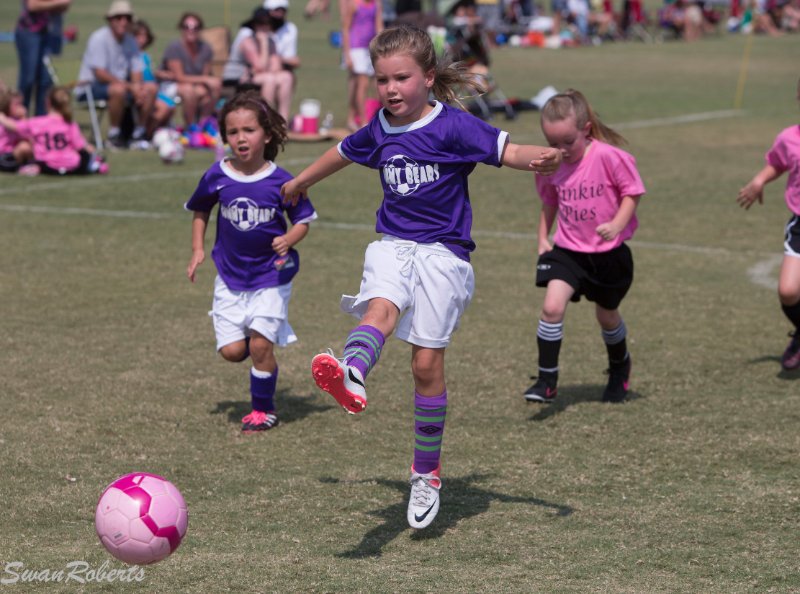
[302,117,318,135]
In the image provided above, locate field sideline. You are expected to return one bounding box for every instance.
[2,1,800,592]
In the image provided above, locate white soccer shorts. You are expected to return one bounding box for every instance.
[210,275,297,350]
[348,48,374,76]
[340,236,475,348]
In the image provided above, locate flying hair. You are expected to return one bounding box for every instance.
[48,86,73,124]
[218,90,287,162]
[368,24,485,110]
[541,89,626,147]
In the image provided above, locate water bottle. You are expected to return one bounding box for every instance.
[320,112,334,134]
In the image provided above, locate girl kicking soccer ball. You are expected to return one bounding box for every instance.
[737,78,800,371]
[186,90,317,432]
[281,24,561,529]
[525,89,645,405]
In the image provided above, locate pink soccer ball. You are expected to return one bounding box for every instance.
[95,472,188,565]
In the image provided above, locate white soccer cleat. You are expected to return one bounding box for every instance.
[407,466,441,529]
[311,351,367,414]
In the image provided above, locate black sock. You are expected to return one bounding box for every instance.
[537,320,563,375]
[781,301,800,332]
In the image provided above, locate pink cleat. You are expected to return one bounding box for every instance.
[311,351,367,414]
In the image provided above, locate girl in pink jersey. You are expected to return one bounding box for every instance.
[341,0,382,131]
[737,79,800,371]
[526,89,645,404]
[0,87,33,173]
[0,86,107,176]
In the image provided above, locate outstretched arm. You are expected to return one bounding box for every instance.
[738,164,781,210]
[187,211,210,283]
[501,142,562,175]
[281,145,352,205]
[596,195,640,242]
[0,113,19,133]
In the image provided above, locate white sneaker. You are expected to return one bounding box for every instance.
[407,466,441,529]
[311,350,367,414]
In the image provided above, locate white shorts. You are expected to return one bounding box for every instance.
[340,236,475,348]
[347,48,374,76]
[210,275,297,351]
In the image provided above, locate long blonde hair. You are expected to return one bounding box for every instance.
[368,24,484,109]
[541,89,626,147]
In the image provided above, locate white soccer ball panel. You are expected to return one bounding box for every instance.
[148,493,179,527]
[117,538,160,565]
[140,476,167,496]
[147,537,173,564]
[128,517,155,544]
[98,509,130,546]
[115,490,143,521]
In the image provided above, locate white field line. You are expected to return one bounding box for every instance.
[747,254,782,291]
[0,108,764,278]
[0,199,769,258]
[610,109,745,130]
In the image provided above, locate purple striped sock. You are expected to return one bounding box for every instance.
[413,390,447,474]
[343,325,385,379]
[251,366,277,413]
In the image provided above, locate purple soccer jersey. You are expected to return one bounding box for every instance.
[185,160,317,291]
[339,101,508,261]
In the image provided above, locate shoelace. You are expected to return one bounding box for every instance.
[409,472,439,506]
[242,410,267,425]
[394,240,418,276]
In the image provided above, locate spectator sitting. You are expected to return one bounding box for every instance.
[162,12,222,129]
[76,0,157,147]
[660,0,708,40]
[131,19,174,143]
[263,0,301,119]
[222,8,294,122]
[0,85,34,172]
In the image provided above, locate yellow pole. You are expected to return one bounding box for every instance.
[734,29,754,110]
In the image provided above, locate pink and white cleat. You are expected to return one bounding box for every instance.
[311,351,367,414]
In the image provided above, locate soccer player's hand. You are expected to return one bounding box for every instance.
[187,249,205,283]
[272,235,290,256]
[280,180,305,207]
[538,237,553,256]
[530,148,562,176]
[737,181,764,210]
[596,221,622,242]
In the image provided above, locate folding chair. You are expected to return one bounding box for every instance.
[43,55,106,150]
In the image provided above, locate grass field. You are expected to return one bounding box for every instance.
[2,1,800,592]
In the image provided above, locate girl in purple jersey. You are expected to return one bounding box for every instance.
[525,89,645,406]
[281,24,561,529]
[186,91,317,432]
[738,79,800,371]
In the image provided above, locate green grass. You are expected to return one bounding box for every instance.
[2,1,800,591]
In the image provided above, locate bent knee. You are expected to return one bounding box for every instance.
[541,302,567,323]
[219,342,248,362]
